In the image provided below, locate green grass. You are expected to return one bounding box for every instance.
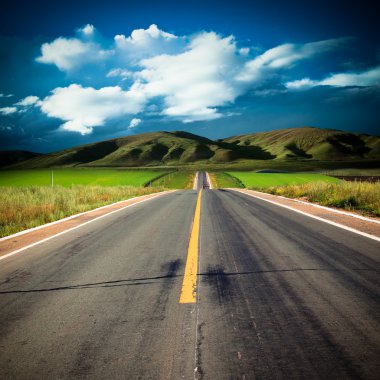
[0,185,163,237]
[227,172,340,188]
[210,172,244,188]
[150,171,195,189]
[0,169,168,187]
[264,181,380,217]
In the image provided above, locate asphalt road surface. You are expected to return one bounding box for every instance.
[0,186,379,379]
[196,171,210,190]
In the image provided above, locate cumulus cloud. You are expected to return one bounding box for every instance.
[0,107,18,115]
[128,118,141,128]
[29,24,369,131]
[137,32,245,122]
[0,93,14,98]
[36,24,183,72]
[114,24,184,62]
[39,84,146,134]
[286,66,380,89]
[115,24,176,45]
[15,95,41,107]
[36,38,101,71]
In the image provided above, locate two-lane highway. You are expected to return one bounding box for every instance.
[0,183,379,379]
[0,190,199,379]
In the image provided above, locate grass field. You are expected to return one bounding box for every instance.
[210,172,244,188]
[150,171,195,189]
[227,172,340,188]
[225,171,379,217]
[0,169,168,187]
[0,185,163,237]
[264,181,380,217]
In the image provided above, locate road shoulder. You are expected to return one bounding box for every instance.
[0,190,173,259]
[232,188,380,240]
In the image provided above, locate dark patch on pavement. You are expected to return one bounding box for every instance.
[202,265,232,305]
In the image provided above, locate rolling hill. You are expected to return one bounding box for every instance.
[0,150,43,168]
[3,127,380,168]
[224,127,380,160]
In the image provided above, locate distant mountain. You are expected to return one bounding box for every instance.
[3,127,380,168]
[0,150,42,168]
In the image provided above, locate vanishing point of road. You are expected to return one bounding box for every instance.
[0,172,379,379]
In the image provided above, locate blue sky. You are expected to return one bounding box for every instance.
[0,0,379,152]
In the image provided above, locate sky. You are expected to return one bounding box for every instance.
[0,0,379,152]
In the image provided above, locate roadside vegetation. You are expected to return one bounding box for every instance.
[260,181,380,217]
[210,172,244,188]
[221,171,380,217]
[150,171,195,189]
[323,168,380,176]
[227,172,339,188]
[0,185,163,237]
[0,169,168,187]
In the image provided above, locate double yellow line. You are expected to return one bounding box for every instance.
[179,189,202,303]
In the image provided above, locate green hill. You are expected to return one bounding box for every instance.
[224,127,380,161]
[3,127,380,168]
[0,150,42,168]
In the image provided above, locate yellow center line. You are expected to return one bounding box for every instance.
[179,189,202,303]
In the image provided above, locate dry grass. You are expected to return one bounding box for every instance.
[0,185,163,237]
[260,181,380,217]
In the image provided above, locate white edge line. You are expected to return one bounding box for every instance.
[205,172,213,189]
[232,188,380,225]
[193,171,199,190]
[277,195,380,225]
[0,191,170,261]
[0,191,169,242]
[232,189,380,242]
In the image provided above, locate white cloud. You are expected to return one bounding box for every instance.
[286,66,380,89]
[15,95,41,107]
[236,38,345,82]
[36,37,107,71]
[116,24,176,45]
[30,25,363,128]
[128,118,141,128]
[0,93,13,98]
[239,47,250,56]
[0,107,17,115]
[137,32,244,122]
[80,24,95,36]
[114,24,183,62]
[39,84,146,134]
[285,78,317,89]
[320,66,380,87]
[106,68,133,79]
[36,24,182,73]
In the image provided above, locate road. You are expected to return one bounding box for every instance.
[196,171,210,189]
[0,181,379,378]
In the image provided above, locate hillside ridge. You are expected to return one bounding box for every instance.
[3,127,380,168]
